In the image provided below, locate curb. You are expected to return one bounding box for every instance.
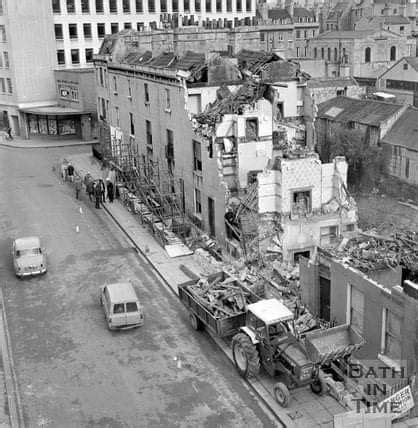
[0,141,95,149]
[100,202,287,428]
[0,290,24,428]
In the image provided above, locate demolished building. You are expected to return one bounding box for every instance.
[94,38,358,265]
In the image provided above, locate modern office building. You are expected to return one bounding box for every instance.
[0,0,256,138]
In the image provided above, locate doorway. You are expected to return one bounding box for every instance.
[208,197,215,238]
[11,116,20,136]
[319,276,331,321]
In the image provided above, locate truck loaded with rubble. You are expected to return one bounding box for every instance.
[178,271,364,407]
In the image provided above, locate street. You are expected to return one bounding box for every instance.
[0,144,277,428]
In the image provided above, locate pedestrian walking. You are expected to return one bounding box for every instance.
[106,179,114,203]
[94,181,101,209]
[6,127,13,140]
[75,175,82,200]
[61,160,68,182]
[67,163,75,183]
[99,179,106,203]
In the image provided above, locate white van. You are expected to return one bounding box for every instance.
[100,282,144,330]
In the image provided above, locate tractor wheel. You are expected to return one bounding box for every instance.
[273,382,290,407]
[232,333,260,379]
[310,378,326,396]
[189,313,204,331]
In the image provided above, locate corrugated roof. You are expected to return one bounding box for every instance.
[317,96,404,126]
[147,51,176,68]
[293,7,314,17]
[122,51,152,65]
[268,8,291,20]
[308,77,359,88]
[382,107,418,151]
[313,30,375,39]
[175,51,205,71]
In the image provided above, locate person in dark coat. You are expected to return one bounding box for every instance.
[106,179,114,203]
[6,127,12,140]
[94,181,101,209]
[85,174,94,202]
[98,179,106,203]
[67,163,74,182]
[75,176,83,200]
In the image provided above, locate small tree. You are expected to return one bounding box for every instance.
[322,125,387,191]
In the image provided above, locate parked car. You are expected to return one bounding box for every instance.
[100,282,144,330]
[13,236,47,278]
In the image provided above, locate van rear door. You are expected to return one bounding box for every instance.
[111,303,127,328]
[126,301,143,326]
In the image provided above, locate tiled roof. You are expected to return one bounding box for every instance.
[293,7,314,17]
[308,77,359,88]
[383,15,410,24]
[317,96,404,126]
[382,107,418,151]
[313,30,375,39]
[122,51,152,65]
[268,8,291,20]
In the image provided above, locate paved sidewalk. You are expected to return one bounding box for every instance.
[0,136,95,149]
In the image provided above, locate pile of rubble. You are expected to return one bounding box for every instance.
[189,275,254,318]
[335,229,418,273]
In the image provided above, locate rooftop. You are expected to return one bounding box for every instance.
[381,106,418,151]
[14,236,41,250]
[105,282,139,303]
[267,8,291,21]
[307,77,359,88]
[317,96,404,126]
[293,7,315,18]
[313,30,377,39]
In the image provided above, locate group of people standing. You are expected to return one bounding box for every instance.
[61,159,116,209]
[83,173,115,209]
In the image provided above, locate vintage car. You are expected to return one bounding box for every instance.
[13,237,47,278]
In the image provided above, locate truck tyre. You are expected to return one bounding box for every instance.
[189,313,204,331]
[310,378,326,396]
[232,333,260,378]
[273,382,290,407]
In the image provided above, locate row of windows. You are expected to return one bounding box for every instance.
[52,0,252,14]
[57,48,93,65]
[365,46,397,63]
[55,22,138,40]
[0,77,12,94]
[387,79,418,92]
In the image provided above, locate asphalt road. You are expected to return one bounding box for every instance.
[0,144,278,428]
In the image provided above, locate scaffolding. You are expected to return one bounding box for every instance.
[106,136,190,250]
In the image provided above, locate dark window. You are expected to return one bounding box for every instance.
[52,0,61,13]
[126,302,138,312]
[123,0,130,12]
[227,0,232,11]
[83,23,92,39]
[390,46,396,61]
[321,47,324,59]
[124,22,132,29]
[130,113,135,135]
[135,0,143,12]
[111,23,119,34]
[195,188,202,214]
[113,304,125,314]
[296,30,301,39]
[5,79,11,94]
[81,0,90,12]
[137,22,144,31]
[334,47,338,61]
[365,47,371,63]
[245,118,258,140]
[148,0,155,12]
[69,23,78,39]
[113,76,117,92]
[96,0,104,12]
[195,0,201,11]
[216,0,222,12]
[85,48,94,63]
[403,63,408,70]
[97,23,105,38]
[292,190,312,215]
[66,0,75,13]
[165,88,170,110]
[173,0,179,12]
[193,140,202,171]
[71,49,80,64]
[236,0,242,11]
[314,47,317,58]
[109,0,117,12]
[405,158,410,178]
[146,120,152,145]
[144,83,149,103]
[327,47,331,61]
[184,0,190,11]
[160,0,167,11]
[3,52,8,68]
[55,24,63,40]
[246,0,251,11]
[57,49,65,65]
[260,32,265,42]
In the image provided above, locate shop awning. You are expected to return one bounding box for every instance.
[20,105,89,116]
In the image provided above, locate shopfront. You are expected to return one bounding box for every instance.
[21,106,93,140]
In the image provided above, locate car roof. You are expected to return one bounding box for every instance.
[14,236,41,249]
[247,299,294,324]
[105,282,139,303]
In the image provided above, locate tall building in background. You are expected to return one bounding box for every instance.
[0,0,257,138]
